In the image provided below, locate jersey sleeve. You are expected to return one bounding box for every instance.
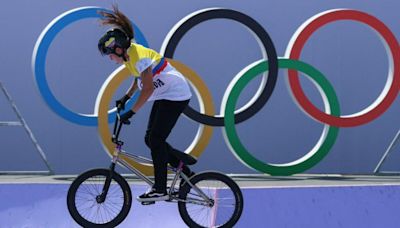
[135,58,153,74]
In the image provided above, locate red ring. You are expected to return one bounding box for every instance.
[288,9,400,127]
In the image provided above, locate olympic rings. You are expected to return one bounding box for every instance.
[96,59,215,175]
[286,9,400,127]
[160,8,278,126]
[32,6,149,126]
[33,7,399,176]
[223,59,340,176]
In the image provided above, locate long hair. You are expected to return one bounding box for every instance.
[98,4,134,40]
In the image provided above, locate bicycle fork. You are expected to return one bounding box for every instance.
[97,145,120,203]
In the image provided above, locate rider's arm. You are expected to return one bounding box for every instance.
[131,66,154,113]
[126,78,138,97]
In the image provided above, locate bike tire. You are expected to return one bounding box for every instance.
[178,171,243,228]
[67,168,132,227]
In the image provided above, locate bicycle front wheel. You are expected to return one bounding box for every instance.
[178,171,243,228]
[67,168,132,227]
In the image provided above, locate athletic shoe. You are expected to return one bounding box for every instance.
[137,188,169,202]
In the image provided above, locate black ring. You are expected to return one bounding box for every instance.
[162,8,278,126]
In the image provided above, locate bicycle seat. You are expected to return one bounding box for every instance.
[170,150,197,165]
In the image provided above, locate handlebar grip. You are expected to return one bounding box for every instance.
[116,104,122,113]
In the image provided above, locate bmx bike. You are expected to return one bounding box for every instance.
[66,106,243,227]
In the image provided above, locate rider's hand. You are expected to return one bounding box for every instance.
[116,94,131,110]
[120,110,135,125]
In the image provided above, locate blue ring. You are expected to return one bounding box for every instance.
[32,6,148,126]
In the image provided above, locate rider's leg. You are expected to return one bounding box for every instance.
[166,144,193,176]
[146,132,192,176]
[140,99,189,200]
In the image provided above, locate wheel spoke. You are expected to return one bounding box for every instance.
[68,170,131,227]
[179,173,242,228]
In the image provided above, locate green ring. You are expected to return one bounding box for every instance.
[223,59,340,176]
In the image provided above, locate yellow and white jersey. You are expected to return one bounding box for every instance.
[124,43,192,101]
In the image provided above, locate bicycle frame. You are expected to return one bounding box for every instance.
[99,107,213,206]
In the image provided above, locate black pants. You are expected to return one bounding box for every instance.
[144,99,191,192]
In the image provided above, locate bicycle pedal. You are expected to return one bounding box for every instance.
[141,201,155,205]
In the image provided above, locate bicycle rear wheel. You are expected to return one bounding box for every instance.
[67,168,132,227]
[178,171,243,228]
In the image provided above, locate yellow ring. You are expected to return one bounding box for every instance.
[96,59,215,175]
